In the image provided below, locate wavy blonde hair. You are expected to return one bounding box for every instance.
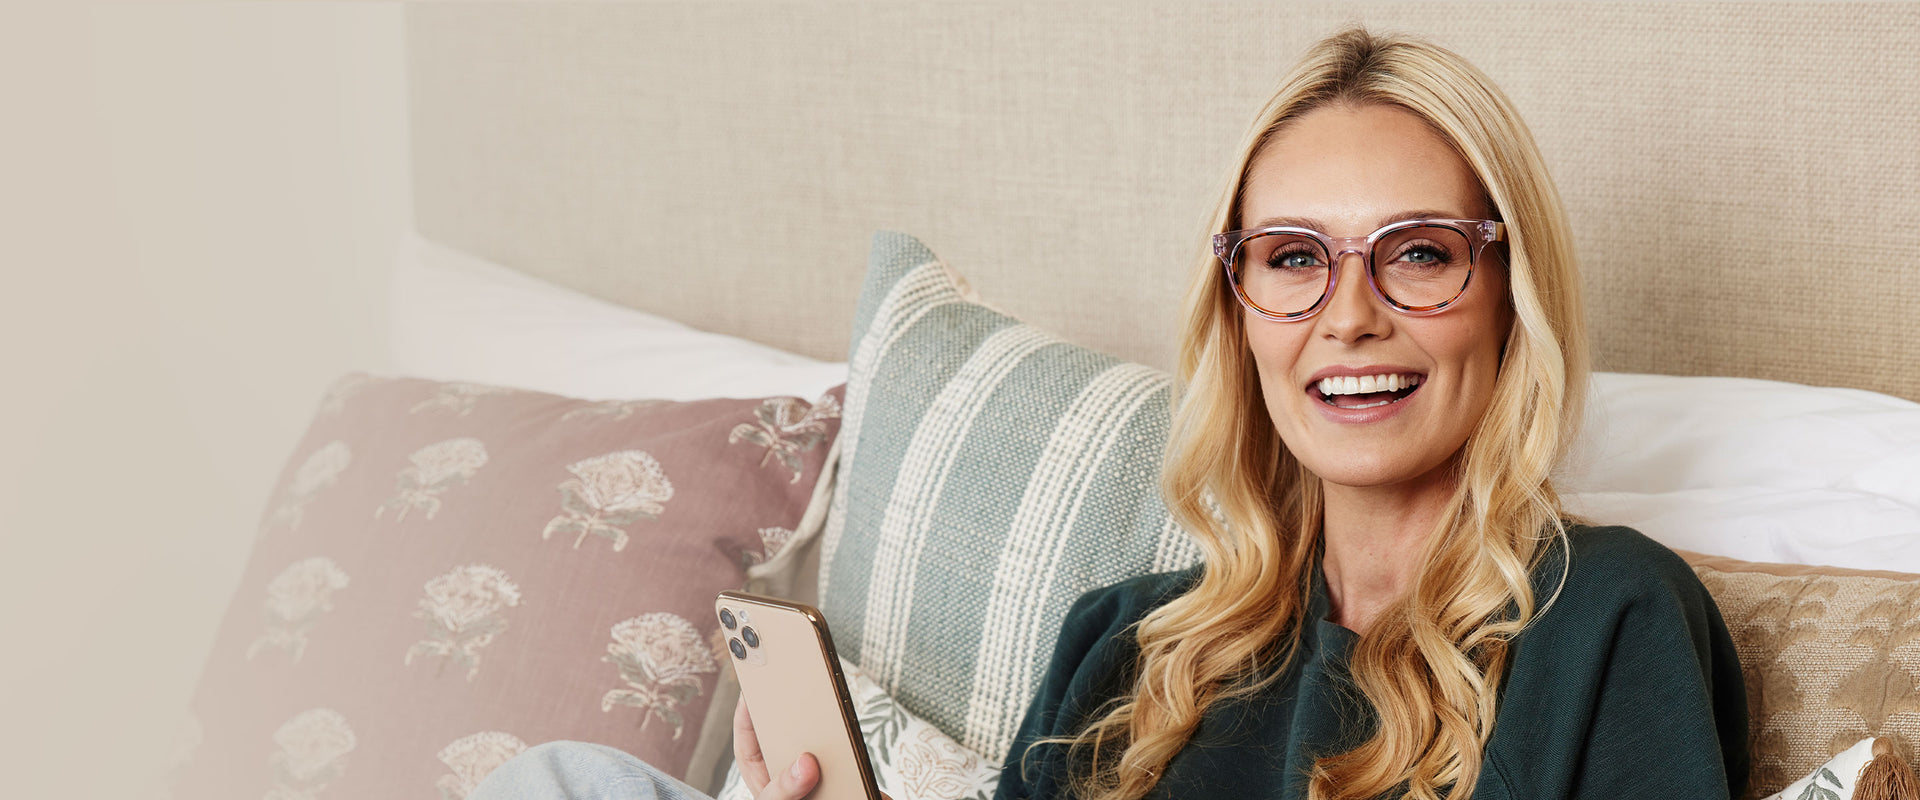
[1047,27,1590,800]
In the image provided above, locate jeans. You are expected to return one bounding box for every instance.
[468,741,718,800]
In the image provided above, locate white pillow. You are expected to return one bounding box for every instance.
[1562,373,1920,573]
[1761,737,1885,800]
[389,232,847,401]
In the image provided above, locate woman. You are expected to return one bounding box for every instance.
[993,27,1748,800]
[474,26,1748,800]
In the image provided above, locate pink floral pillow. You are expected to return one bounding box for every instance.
[172,374,843,798]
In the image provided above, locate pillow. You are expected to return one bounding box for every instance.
[391,231,848,401]
[1563,373,1920,573]
[1681,551,1920,797]
[815,231,1200,762]
[1761,738,1916,800]
[715,658,1001,800]
[171,374,843,798]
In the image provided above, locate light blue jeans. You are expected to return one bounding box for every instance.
[469,741,718,800]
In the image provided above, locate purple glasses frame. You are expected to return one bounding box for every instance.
[1211,218,1506,322]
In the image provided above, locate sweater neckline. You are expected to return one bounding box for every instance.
[1307,558,1362,650]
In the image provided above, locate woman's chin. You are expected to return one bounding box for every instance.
[1299,451,1460,494]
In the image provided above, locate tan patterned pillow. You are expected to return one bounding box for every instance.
[171,374,843,798]
[1761,737,1916,800]
[1680,551,1920,798]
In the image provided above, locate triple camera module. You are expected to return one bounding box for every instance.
[718,604,760,662]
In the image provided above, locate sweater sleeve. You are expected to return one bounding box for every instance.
[993,571,1194,800]
[1484,526,1750,799]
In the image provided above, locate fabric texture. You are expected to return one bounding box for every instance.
[469,741,714,800]
[816,231,1202,762]
[998,525,1749,800]
[1760,737,1887,800]
[173,375,843,798]
[716,657,1002,800]
[1682,552,1920,798]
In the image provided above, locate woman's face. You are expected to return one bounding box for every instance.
[1238,103,1513,492]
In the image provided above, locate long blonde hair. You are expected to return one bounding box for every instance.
[1050,27,1589,800]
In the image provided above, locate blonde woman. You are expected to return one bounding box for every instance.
[473,26,1747,800]
[995,27,1748,800]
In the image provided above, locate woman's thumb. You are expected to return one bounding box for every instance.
[772,752,819,799]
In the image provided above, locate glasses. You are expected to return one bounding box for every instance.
[1213,218,1505,321]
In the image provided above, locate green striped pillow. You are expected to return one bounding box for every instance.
[817,231,1202,762]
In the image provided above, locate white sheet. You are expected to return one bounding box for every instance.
[389,231,847,401]
[1563,373,1920,572]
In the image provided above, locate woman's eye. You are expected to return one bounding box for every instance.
[1266,251,1322,270]
[1395,245,1453,266]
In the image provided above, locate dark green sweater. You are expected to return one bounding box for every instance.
[994,526,1749,799]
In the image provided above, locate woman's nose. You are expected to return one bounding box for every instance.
[1316,252,1391,342]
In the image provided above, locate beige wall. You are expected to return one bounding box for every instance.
[409,3,1920,402]
[0,2,405,793]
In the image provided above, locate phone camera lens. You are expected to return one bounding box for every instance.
[719,608,736,630]
[729,638,747,660]
[741,626,760,649]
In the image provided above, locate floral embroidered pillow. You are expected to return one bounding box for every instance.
[1759,737,1914,800]
[717,658,1002,800]
[171,374,844,799]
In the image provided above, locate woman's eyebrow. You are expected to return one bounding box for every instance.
[1247,209,1458,231]
[1379,209,1458,226]
[1248,215,1331,230]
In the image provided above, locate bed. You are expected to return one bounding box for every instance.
[169,4,1920,799]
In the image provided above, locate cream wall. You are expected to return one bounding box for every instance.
[410,3,1920,402]
[0,2,405,793]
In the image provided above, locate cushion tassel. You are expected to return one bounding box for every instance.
[1854,739,1920,800]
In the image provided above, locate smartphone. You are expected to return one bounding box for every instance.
[716,591,883,800]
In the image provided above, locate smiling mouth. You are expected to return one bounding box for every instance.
[1309,373,1424,410]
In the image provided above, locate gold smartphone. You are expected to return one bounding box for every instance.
[716,591,883,800]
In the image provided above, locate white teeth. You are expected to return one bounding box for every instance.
[1316,373,1422,396]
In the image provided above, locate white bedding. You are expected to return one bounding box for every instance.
[390,232,1920,574]
[390,232,847,402]
[1564,373,1920,572]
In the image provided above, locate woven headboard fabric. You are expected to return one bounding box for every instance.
[407,3,1920,401]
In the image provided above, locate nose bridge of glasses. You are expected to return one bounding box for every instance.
[1321,238,1379,311]
[1327,235,1372,267]
[1322,231,1410,324]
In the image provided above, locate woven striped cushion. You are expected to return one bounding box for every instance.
[817,231,1202,762]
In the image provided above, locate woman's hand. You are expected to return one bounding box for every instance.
[733,697,896,800]
[735,698,821,799]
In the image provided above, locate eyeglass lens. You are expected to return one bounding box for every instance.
[1233,224,1474,315]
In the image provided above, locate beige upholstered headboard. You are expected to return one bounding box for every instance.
[407,3,1920,401]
